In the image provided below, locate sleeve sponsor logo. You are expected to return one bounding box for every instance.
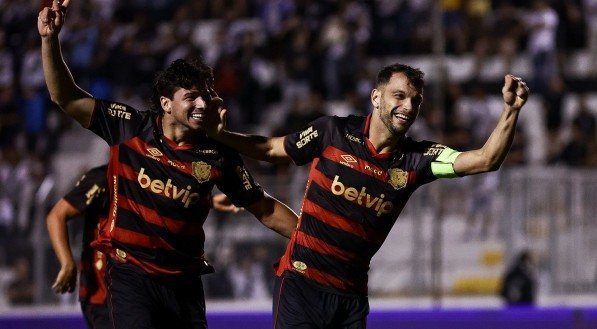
[296,126,318,149]
[423,144,447,157]
[107,103,132,120]
[85,184,105,205]
[138,167,201,208]
[75,174,86,187]
[236,166,253,190]
[331,175,393,217]
[192,161,212,183]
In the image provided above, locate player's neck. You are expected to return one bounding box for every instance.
[161,121,201,146]
[368,115,404,154]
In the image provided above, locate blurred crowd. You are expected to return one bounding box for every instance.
[1,0,597,305]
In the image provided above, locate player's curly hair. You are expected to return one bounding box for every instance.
[150,58,214,113]
[376,63,425,93]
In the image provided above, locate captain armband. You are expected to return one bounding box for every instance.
[430,147,461,178]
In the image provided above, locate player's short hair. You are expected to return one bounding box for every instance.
[376,63,425,93]
[150,58,214,113]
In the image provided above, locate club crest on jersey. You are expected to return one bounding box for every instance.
[388,168,408,190]
[192,161,211,183]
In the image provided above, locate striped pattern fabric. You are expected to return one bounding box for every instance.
[88,99,264,276]
[278,114,455,295]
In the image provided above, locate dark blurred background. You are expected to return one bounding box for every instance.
[0,0,595,311]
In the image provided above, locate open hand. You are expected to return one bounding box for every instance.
[502,74,529,110]
[204,96,227,138]
[51,261,77,294]
[38,0,70,38]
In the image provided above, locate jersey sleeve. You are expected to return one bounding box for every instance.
[431,147,461,178]
[283,116,333,166]
[87,99,147,145]
[412,142,462,185]
[63,165,108,214]
[215,151,265,208]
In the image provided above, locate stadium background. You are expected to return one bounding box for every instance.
[0,0,596,327]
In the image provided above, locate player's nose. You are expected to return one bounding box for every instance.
[194,97,206,109]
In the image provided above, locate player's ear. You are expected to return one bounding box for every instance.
[160,96,171,113]
[371,88,381,109]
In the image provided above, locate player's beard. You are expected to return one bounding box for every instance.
[378,99,410,137]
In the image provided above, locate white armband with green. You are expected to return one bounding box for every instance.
[431,147,461,178]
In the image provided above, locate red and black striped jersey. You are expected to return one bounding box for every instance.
[88,99,264,276]
[63,165,108,305]
[277,114,460,295]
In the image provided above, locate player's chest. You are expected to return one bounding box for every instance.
[119,137,225,188]
[318,143,416,199]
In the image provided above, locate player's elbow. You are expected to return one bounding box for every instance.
[473,148,505,173]
[481,157,503,173]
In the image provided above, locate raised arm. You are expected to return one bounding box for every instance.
[38,0,95,126]
[204,98,290,163]
[245,193,298,238]
[453,75,529,176]
[46,198,80,294]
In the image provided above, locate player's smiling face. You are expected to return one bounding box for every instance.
[162,86,207,131]
[372,72,423,136]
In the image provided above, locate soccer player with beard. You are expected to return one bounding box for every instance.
[205,63,529,328]
[39,1,298,328]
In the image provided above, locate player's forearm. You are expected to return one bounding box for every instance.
[248,194,298,238]
[218,130,289,163]
[46,212,75,268]
[267,201,298,239]
[478,106,520,171]
[41,36,93,125]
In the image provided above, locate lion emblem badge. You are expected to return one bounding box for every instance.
[388,168,408,190]
[192,161,211,183]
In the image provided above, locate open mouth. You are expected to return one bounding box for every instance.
[393,111,411,123]
[190,112,204,120]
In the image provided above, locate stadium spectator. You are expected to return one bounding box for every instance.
[500,250,537,306]
[585,0,597,76]
[525,0,559,98]
[205,63,529,327]
[38,1,298,328]
[471,1,524,79]
[5,256,34,306]
[572,94,597,141]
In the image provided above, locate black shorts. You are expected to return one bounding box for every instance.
[273,271,369,329]
[105,259,207,329]
[81,301,110,329]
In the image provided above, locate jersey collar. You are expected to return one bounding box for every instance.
[154,115,203,151]
[362,113,402,160]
